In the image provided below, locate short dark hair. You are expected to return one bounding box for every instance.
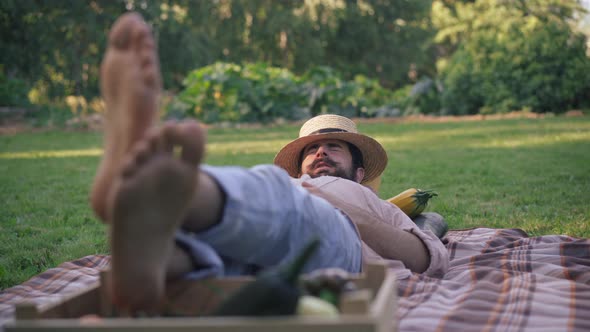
[347,142,364,170]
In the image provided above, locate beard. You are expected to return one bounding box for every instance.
[306,157,356,181]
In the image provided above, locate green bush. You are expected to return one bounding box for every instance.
[404,77,442,115]
[440,16,590,115]
[174,62,399,123]
[301,67,399,118]
[176,62,306,123]
[25,104,73,128]
[0,71,30,107]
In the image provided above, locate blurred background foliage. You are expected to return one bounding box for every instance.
[1,0,589,124]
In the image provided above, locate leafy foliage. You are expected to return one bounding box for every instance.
[0,70,29,107]
[0,1,123,102]
[1,0,433,107]
[175,62,400,123]
[176,62,304,123]
[434,0,590,114]
[1,0,589,119]
[404,77,442,115]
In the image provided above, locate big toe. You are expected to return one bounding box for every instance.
[161,121,206,166]
[179,121,206,165]
[108,12,150,51]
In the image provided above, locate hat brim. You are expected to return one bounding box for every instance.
[273,132,388,183]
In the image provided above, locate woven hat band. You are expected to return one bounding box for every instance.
[307,128,349,136]
[299,114,358,137]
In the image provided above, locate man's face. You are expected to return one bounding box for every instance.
[300,139,363,182]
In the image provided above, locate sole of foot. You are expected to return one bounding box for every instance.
[90,12,161,222]
[108,121,205,314]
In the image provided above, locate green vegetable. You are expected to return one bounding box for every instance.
[302,267,357,306]
[213,238,320,316]
[297,295,339,317]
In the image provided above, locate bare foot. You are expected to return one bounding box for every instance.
[108,121,205,314]
[91,12,161,222]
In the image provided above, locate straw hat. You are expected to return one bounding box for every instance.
[274,114,388,183]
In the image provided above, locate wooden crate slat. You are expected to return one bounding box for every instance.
[7,316,377,332]
[8,262,398,332]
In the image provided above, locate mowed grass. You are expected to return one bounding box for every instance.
[1,115,589,289]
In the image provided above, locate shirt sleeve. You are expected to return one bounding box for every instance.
[308,176,449,278]
[367,186,449,277]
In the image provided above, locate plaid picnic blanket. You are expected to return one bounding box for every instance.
[1,227,589,331]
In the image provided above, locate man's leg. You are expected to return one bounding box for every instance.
[179,164,363,275]
[90,12,209,313]
[91,12,225,231]
[94,12,361,314]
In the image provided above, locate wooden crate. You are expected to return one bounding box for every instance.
[6,262,397,332]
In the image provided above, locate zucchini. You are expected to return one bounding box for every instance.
[388,188,438,218]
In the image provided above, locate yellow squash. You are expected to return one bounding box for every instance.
[388,188,438,218]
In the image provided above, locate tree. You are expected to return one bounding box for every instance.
[320,0,434,88]
[1,0,436,109]
[1,1,126,102]
[433,0,590,114]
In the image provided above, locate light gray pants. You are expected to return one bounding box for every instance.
[176,164,362,278]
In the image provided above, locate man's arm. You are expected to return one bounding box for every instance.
[302,182,430,273]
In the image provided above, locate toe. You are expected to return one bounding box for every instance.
[133,20,160,88]
[158,122,179,154]
[132,141,153,166]
[144,126,168,154]
[178,121,206,166]
[120,154,137,179]
[120,140,151,178]
[109,12,146,50]
[133,22,153,58]
[160,121,205,166]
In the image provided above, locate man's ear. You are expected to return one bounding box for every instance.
[355,167,365,183]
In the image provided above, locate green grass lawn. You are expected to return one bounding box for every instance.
[1,115,589,290]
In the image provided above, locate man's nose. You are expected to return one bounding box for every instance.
[315,145,328,157]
